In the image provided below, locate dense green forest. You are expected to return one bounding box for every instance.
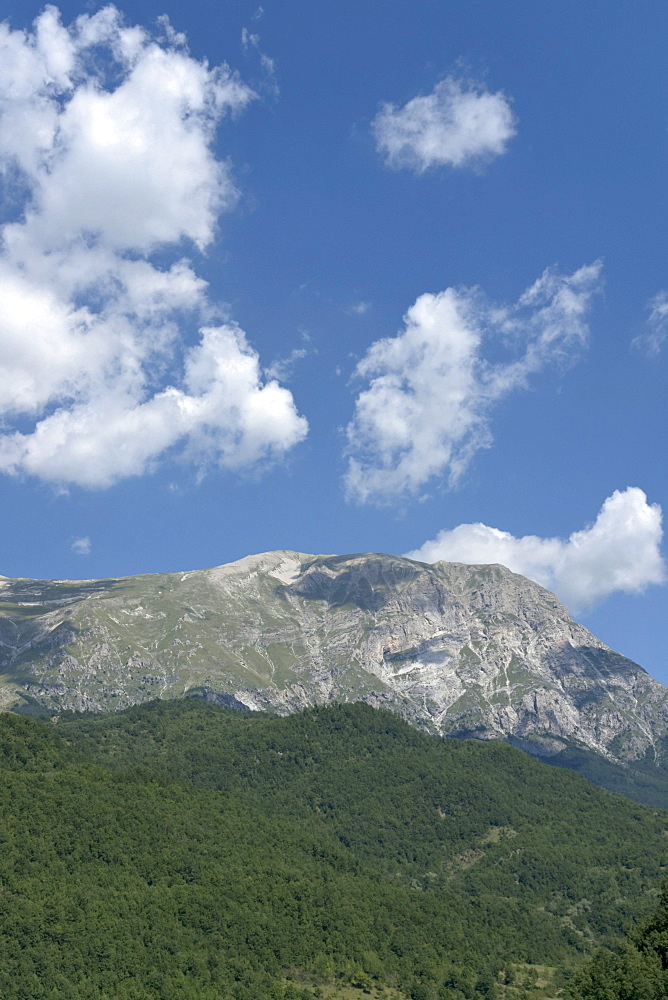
[1,699,668,999]
[569,881,668,1000]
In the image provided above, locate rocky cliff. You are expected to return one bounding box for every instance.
[1,550,666,769]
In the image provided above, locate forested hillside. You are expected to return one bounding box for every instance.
[1,699,667,999]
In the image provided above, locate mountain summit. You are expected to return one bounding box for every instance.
[1,550,667,795]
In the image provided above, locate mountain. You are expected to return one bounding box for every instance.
[2,699,668,999]
[2,550,668,802]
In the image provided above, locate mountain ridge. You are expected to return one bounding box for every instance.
[1,549,667,802]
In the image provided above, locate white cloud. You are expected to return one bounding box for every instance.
[344,261,602,504]
[405,488,665,612]
[372,75,517,173]
[632,291,668,355]
[0,325,308,487]
[71,536,91,556]
[0,6,307,488]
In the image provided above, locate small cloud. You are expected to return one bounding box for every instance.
[349,301,371,315]
[71,536,91,556]
[632,291,668,355]
[241,27,260,52]
[405,488,665,613]
[252,6,265,21]
[265,347,308,382]
[241,25,277,93]
[372,74,517,174]
[260,53,275,75]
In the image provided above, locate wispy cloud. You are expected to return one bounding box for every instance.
[632,291,668,355]
[0,6,306,489]
[405,488,665,613]
[372,75,517,173]
[264,347,309,382]
[344,261,603,504]
[241,25,277,92]
[71,536,91,556]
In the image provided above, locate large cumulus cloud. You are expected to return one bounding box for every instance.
[0,6,307,488]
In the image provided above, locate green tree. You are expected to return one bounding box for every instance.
[569,943,665,1000]
[637,884,668,970]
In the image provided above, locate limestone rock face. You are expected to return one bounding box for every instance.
[0,551,666,763]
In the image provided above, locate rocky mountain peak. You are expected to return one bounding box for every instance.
[0,551,666,776]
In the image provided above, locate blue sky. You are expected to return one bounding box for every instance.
[0,0,666,681]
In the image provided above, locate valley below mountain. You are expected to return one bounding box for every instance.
[1,549,667,802]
